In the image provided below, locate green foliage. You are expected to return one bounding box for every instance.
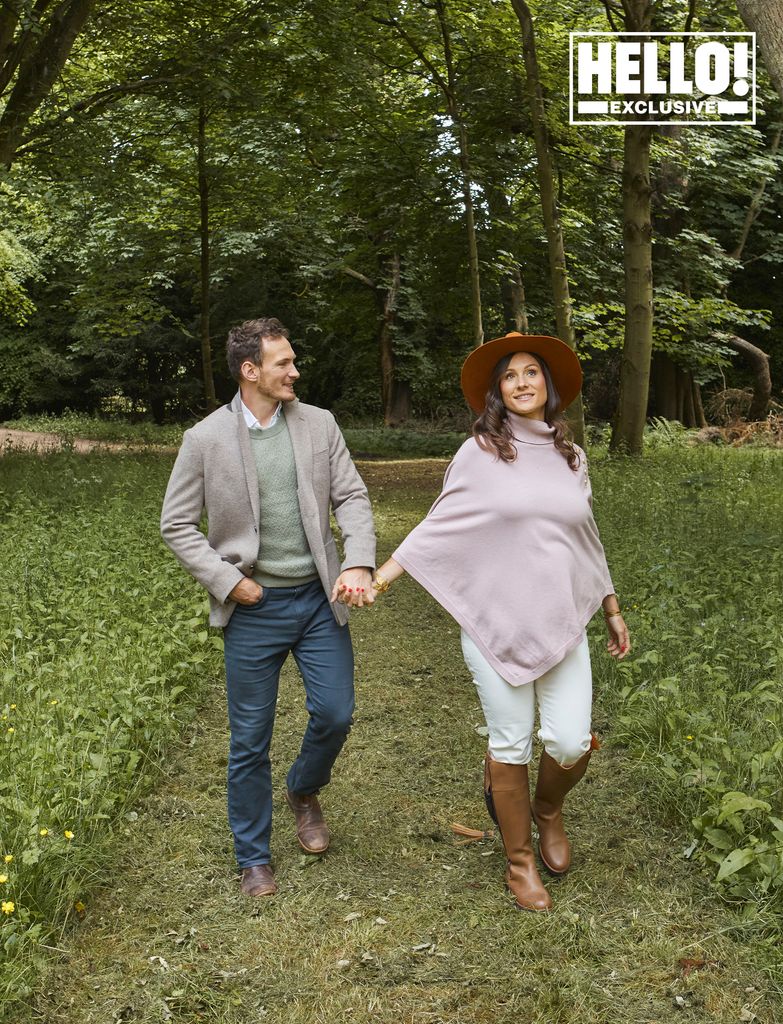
[0,451,220,1002]
[595,445,783,899]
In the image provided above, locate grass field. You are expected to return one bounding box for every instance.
[1,442,782,1022]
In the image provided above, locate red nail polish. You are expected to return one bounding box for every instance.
[348,588,353,592]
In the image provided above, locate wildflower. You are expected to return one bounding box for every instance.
[64,830,74,841]
[3,855,11,864]
[39,828,49,837]
[1,901,14,914]
[9,704,15,710]
[50,699,58,706]
[0,875,7,884]
[686,735,694,741]
[74,900,86,917]
[6,727,14,734]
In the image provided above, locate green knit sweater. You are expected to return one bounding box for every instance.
[249,417,319,588]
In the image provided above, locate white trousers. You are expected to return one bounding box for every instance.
[461,631,593,767]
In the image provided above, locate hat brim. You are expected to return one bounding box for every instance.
[460,333,582,415]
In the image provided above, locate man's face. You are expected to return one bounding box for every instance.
[243,335,300,403]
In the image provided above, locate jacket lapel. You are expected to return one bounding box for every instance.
[231,391,261,527]
[284,400,316,517]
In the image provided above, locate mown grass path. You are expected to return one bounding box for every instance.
[17,457,778,1024]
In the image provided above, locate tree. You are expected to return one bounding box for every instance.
[0,0,97,168]
[736,1,783,104]
[509,0,585,444]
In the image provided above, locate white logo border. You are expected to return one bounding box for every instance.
[568,31,757,127]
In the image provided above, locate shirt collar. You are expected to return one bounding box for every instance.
[241,399,282,430]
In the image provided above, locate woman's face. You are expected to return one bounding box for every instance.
[499,352,547,420]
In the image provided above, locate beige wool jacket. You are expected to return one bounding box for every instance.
[160,392,376,627]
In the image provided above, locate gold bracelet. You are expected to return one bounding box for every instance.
[372,571,391,593]
[603,608,622,618]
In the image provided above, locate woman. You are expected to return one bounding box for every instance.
[352,333,630,912]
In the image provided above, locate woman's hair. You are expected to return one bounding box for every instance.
[472,351,579,470]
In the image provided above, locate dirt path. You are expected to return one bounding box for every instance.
[0,429,165,455]
[23,605,778,1024]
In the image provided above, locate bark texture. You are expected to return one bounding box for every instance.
[0,0,96,168]
[198,97,218,413]
[510,0,584,445]
[737,0,783,104]
[723,335,772,420]
[612,123,654,453]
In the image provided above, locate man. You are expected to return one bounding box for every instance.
[161,317,376,897]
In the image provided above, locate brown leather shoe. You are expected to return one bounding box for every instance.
[285,789,330,853]
[240,864,277,897]
[484,753,552,912]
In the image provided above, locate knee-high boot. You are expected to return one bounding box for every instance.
[532,747,592,875]
[484,753,552,912]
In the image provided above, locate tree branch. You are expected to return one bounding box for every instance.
[601,0,621,31]
[341,267,377,289]
[371,13,452,106]
[683,0,697,33]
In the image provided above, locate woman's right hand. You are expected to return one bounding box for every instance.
[606,613,630,659]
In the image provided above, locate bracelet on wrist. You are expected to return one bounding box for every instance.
[372,571,391,593]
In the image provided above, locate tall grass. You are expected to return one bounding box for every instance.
[0,441,781,1014]
[0,452,221,1002]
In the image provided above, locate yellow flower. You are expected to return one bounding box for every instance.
[6,727,14,734]
[39,828,49,837]
[9,704,15,710]
[686,735,694,741]
[0,875,7,884]
[3,855,12,864]
[1,901,14,914]
[64,830,74,841]
[50,699,58,706]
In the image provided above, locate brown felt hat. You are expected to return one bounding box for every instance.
[460,333,583,414]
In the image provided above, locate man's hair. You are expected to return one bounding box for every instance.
[225,317,290,381]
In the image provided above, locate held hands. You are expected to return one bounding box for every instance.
[229,578,263,606]
[606,613,630,659]
[330,567,374,608]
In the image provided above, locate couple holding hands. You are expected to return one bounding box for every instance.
[161,317,630,913]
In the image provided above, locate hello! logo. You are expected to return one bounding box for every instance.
[569,32,756,126]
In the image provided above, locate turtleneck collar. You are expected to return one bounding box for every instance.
[506,410,556,444]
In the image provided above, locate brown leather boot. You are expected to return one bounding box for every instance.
[532,748,592,875]
[484,753,552,912]
[240,864,277,897]
[285,789,330,853]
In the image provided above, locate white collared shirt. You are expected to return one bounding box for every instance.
[241,399,282,430]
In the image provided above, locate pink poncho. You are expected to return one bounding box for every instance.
[392,412,614,686]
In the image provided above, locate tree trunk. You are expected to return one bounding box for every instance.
[736,1,783,104]
[723,334,772,420]
[485,183,529,333]
[197,97,217,412]
[434,1,482,346]
[0,0,96,168]
[731,124,783,262]
[378,252,409,426]
[500,266,529,333]
[509,0,584,445]
[456,121,483,347]
[612,123,654,453]
[342,257,410,425]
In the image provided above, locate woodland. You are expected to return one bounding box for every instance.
[1,0,783,454]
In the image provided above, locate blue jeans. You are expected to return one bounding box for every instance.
[223,580,354,867]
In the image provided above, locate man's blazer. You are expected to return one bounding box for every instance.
[160,392,376,627]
